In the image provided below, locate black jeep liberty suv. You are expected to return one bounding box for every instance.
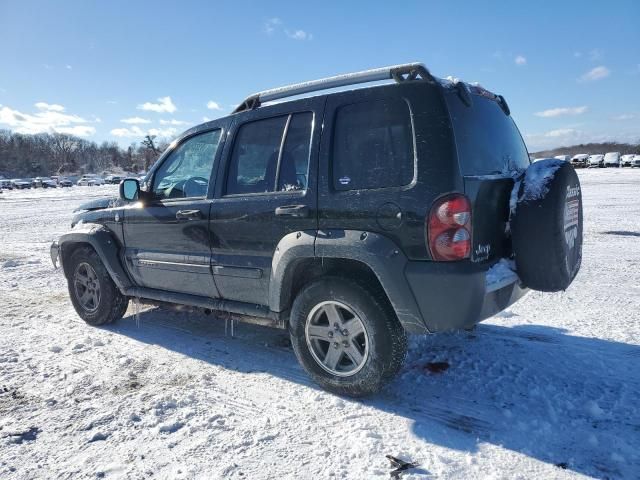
[51,63,583,396]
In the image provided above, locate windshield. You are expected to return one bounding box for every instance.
[445,90,530,175]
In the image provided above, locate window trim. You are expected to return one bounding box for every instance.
[330,96,418,193]
[148,127,223,203]
[222,111,314,198]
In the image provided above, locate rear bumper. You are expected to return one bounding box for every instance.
[404,259,527,332]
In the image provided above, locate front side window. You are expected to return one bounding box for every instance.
[332,98,415,191]
[152,130,221,200]
[226,112,313,195]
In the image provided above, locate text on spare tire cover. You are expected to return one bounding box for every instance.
[564,184,580,250]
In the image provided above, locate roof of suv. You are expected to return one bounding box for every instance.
[178,62,509,148]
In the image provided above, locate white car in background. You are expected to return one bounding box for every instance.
[554,155,570,162]
[588,154,605,168]
[620,154,635,167]
[77,174,105,186]
[604,152,621,168]
[571,154,589,168]
[632,155,640,168]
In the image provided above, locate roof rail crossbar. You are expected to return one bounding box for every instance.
[232,62,434,113]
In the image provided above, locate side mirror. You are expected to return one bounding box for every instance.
[120,178,140,201]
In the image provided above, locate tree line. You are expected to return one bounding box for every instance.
[0,129,170,178]
[532,141,640,158]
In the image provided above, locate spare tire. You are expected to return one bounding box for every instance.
[511,159,583,292]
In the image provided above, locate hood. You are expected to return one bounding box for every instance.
[74,197,123,212]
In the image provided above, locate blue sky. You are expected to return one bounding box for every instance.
[1,0,638,151]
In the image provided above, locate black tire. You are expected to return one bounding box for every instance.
[511,159,583,292]
[289,277,407,397]
[66,246,129,326]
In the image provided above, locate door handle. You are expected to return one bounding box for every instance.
[176,209,202,221]
[275,205,309,218]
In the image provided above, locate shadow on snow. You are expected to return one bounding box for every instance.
[106,308,640,479]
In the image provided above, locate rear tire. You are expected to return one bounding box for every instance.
[66,246,128,326]
[289,277,407,397]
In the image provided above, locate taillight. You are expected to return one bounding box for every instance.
[427,194,472,261]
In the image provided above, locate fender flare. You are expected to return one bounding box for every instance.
[269,229,429,334]
[57,223,132,292]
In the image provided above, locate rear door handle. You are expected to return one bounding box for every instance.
[275,205,309,218]
[176,209,202,221]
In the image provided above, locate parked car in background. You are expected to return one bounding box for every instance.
[571,154,589,168]
[77,174,105,186]
[632,155,640,168]
[58,176,73,187]
[12,179,32,189]
[604,152,621,168]
[588,154,605,168]
[554,155,570,162]
[105,174,123,184]
[33,177,58,188]
[42,178,57,188]
[0,179,13,190]
[620,154,635,167]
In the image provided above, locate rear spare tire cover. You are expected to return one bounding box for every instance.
[511,159,583,292]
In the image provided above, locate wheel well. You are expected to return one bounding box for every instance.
[60,242,95,278]
[280,258,395,315]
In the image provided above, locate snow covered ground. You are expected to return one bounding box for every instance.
[1,169,639,479]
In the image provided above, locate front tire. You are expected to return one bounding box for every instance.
[289,277,407,397]
[67,246,128,326]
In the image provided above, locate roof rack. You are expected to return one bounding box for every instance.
[233,62,435,113]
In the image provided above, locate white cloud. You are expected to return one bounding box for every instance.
[544,128,578,138]
[56,125,96,136]
[286,29,313,41]
[535,106,588,118]
[264,17,282,35]
[35,102,65,112]
[110,126,177,139]
[148,127,178,137]
[111,126,145,138]
[525,127,640,151]
[206,100,223,111]
[65,64,72,70]
[159,119,189,126]
[0,103,95,136]
[202,116,212,122]
[137,96,177,113]
[514,55,527,66]
[264,18,312,40]
[612,113,637,121]
[579,66,610,82]
[121,116,151,124]
[588,49,604,62]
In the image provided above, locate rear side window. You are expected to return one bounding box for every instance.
[332,98,415,191]
[446,92,530,175]
[226,113,313,195]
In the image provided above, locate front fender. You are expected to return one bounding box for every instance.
[55,223,132,292]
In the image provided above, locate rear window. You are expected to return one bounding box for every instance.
[332,98,415,190]
[446,92,530,176]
